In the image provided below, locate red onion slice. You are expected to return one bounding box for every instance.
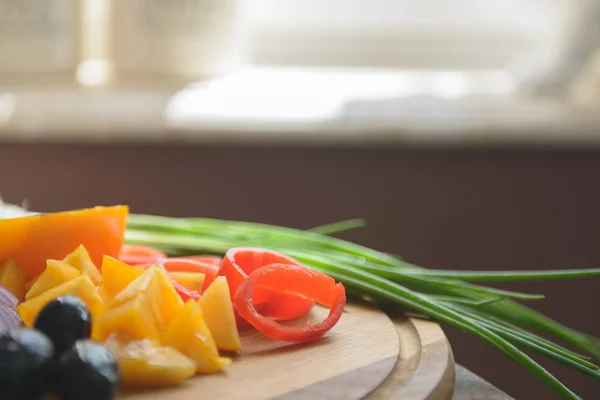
[0,302,21,333]
[0,285,18,308]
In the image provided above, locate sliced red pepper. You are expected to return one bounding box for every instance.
[181,255,222,266]
[171,279,201,301]
[234,263,346,342]
[136,257,220,300]
[234,309,251,328]
[233,302,270,328]
[219,248,316,320]
[159,258,220,292]
[152,261,202,302]
[118,244,166,266]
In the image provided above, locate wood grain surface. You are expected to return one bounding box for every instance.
[365,315,455,400]
[118,302,455,400]
[119,303,400,400]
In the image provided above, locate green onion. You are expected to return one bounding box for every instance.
[126,214,600,400]
[428,295,507,307]
[401,268,600,282]
[309,219,366,235]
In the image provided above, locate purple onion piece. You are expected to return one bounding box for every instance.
[0,285,18,308]
[0,302,22,333]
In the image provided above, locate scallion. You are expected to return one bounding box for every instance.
[125,214,599,400]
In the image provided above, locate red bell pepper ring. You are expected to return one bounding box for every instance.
[151,260,203,302]
[118,247,218,301]
[160,257,221,292]
[234,263,346,342]
[137,257,221,293]
[171,279,202,301]
[181,255,222,266]
[118,245,166,266]
[233,301,271,328]
[219,248,316,320]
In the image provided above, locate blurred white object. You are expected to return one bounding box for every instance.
[164,67,519,133]
[0,199,36,219]
[508,0,600,95]
[569,50,600,106]
[164,67,600,147]
[247,0,549,70]
[77,0,113,86]
[247,0,600,97]
[0,93,15,125]
[0,0,79,74]
[0,88,170,139]
[77,60,113,87]
[111,0,248,80]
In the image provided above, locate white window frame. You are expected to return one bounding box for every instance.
[246,0,567,70]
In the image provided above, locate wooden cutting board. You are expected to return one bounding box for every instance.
[119,303,455,400]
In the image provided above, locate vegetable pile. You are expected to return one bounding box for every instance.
[124,213,600,400]
[0,203,598,399]
[0,205,349,398]
[9,243,344,390]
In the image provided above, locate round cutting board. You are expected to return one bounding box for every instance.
[119,303,454,400]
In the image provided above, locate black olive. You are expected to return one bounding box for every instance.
[33,295,92,357]
[54,340,120,400]
[0,328,53,400]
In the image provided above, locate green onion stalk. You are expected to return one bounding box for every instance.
[123,214,600,399]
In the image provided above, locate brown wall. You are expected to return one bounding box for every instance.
[1,141,598,399]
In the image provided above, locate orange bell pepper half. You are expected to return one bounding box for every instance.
[234,263,346,342]
[0,205,128,278]
[219,248,316,321]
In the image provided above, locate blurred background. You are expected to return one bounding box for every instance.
[0,1,599,398]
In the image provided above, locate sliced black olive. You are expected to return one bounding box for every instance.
[54,340,120,400]
[33,295,92,357]
[0,328,53,399]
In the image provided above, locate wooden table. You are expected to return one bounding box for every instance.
[454,366,513,400]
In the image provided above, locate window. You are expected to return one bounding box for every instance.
[247,0,569,72]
